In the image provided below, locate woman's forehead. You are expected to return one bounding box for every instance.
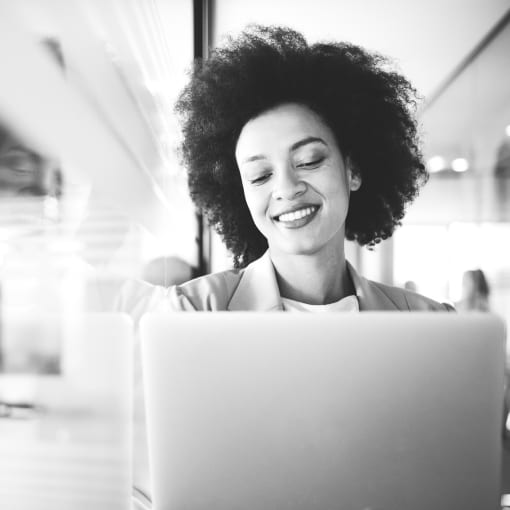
[235,103,334,160]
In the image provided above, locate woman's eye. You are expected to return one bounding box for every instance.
[249,173,271,185]
[1,153,38,173]
[296,158,323,168]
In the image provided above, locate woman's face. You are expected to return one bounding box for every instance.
[0,139,47,196]
[235,103,360,258]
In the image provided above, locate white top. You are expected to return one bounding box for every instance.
[281,294,359,312]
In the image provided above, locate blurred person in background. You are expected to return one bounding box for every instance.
[0,125,61,199]
[456,268,491,312]
[0,122,63,375]
[0,40,69,377]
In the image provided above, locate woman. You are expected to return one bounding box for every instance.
[456,269,491,312]
[122,26,456,503]
[121,25,452,314]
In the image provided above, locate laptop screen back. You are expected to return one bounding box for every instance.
[141,312,506,510]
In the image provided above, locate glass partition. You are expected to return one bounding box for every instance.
[0,2,194,508]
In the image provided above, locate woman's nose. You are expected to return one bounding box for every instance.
[272,167,306,201]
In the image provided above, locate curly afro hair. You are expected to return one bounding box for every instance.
[176,25,427,268]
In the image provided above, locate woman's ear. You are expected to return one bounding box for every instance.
[347,166,362,191]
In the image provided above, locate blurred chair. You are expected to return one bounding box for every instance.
[142,256,195,287]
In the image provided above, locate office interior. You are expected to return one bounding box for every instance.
[0,1,509,509]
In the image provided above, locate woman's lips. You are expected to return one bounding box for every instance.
[273,205,319,228]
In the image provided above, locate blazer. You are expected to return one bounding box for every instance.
[118,251,454,317]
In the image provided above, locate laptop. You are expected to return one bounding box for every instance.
[140,312,506,510]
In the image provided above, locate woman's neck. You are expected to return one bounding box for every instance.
[269,246,352,305]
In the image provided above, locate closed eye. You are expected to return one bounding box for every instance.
[296,158,324,169]
[249,173,271,185]
[1,154,38,173]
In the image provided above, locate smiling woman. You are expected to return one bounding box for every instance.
[118,24,453,314]
[235,104,357,258]
[234,103,360,304]
[116,25,456,504]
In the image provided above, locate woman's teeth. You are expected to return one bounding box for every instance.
[277,206,316,222]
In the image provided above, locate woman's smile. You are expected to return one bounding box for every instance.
[273,205,320,228]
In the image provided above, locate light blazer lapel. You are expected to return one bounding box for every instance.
[346,261,400,311]
[228,253,400,311]
[227,251,283,311]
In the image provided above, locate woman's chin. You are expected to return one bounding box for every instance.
[269,240,332,258]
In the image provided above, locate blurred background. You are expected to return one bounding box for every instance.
[0,0,509,508]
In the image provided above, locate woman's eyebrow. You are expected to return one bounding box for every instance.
[241,154,267,164]
[290,136,327,151]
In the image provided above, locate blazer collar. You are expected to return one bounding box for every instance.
[227,251,283,311]
[346,260,400,311]
[227,251,399,311]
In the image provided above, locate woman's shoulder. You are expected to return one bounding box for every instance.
[369,279,455,312]
[169,267,245,311]
[115,266,247,317]
[114,278,171,324]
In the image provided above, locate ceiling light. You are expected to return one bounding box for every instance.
[506,125,510,137]
[427,156,446,173]
[451,158,469,173]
